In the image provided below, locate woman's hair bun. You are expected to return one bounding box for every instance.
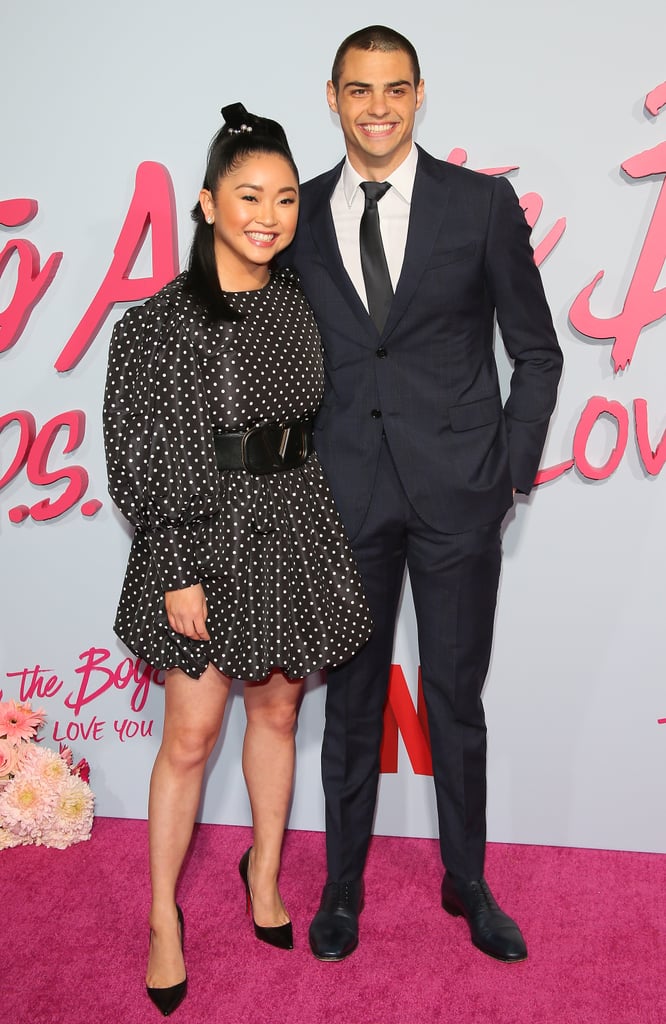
[220,102,291,152]
[220,102,257,135]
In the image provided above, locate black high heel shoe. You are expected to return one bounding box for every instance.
[239,847,294,950]
[146,904,187,1016]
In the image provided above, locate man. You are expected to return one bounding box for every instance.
[285,26,563,963]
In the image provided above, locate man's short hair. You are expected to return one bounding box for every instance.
[331,25,421,91]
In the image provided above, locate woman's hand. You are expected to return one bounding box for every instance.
[165,584,210,641]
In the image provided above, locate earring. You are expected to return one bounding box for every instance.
[206,216,214,225]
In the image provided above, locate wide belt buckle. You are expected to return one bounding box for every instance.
[241,422,309,475]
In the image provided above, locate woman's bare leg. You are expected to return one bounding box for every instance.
[146,662,232,987]
[241,670,305,927]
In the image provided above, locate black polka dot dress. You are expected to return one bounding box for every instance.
[103,268,372,680]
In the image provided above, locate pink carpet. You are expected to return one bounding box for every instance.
[3,818,664,1024]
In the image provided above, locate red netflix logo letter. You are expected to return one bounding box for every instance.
[380,665,433,776]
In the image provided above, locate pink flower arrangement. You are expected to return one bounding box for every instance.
[0,700,94,850]
[0,700,47,742]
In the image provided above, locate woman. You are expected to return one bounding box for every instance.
[103,103,372,1016]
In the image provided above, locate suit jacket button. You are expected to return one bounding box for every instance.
[371,409,382,418]
[376,347,387,358]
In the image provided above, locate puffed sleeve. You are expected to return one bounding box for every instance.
[103,293,222,592]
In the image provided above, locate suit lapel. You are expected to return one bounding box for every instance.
[305,164,377,338]
[383,147,451,339]
[304,148,451,343]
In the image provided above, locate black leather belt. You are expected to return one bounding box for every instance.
[214,419,313,475]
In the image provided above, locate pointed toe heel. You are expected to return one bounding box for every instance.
[146,905,188,1016]
[146,979,187,1018]
[239,847,294,950]
[254,919,294,950]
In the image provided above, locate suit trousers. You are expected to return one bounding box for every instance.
[322,438,503,882]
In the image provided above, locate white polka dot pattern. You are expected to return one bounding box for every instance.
[103,268,372,680]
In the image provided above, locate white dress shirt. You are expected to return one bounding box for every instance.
[329,144,418,310]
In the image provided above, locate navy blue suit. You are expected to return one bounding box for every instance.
[285,146,562,881]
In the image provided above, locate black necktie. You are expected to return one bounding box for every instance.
[359,181,393,332]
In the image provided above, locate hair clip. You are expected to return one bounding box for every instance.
[226,123,253,135]
[221,103,256,136]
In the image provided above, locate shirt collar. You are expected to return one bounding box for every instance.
[341,143,418,206]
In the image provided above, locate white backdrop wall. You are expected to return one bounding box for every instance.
[1,0,665,854]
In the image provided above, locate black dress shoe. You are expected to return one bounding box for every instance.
[441,873,527,963]
[146,904,187,1016]
[309,879,364,961]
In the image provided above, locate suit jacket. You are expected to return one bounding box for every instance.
[284,145,563,538]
